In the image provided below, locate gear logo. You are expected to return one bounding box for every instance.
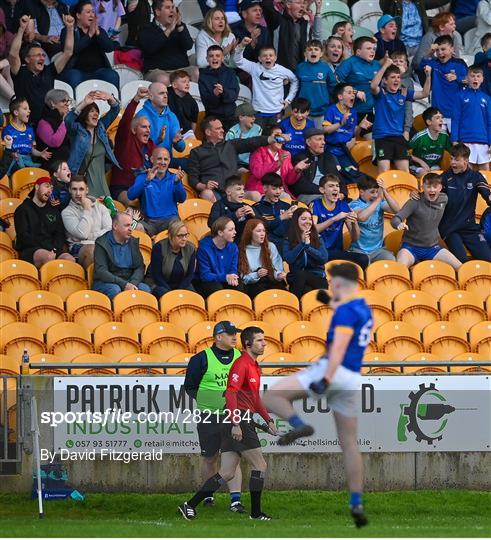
[397,383,475,445]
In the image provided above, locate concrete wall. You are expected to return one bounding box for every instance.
[1,376,490,493]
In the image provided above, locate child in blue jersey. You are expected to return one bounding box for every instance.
[349,175,400,262]
[451,65,491,171]
[2,96,52,173]
[263,262,372,529]
[420,35,468,133]
[296,39,337,128]
[279,97,314,157]
[323,83,372,178]
[474,33,491,97]
[370,58,432,173]
[335,37,381,135]
[311,174,368,269]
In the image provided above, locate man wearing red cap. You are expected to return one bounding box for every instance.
[14,176,75,268]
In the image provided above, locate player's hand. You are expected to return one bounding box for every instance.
[134,86,149,101]
[231,424,242,441]
[3,135,13,150]
[267,420,278,436]
[397,222,409,231]
[309,378,329,395]
[358,114,371,130]
[356,90,366,102]
[206,180,219,190]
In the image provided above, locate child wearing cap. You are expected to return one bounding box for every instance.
[374,15,407,60]
[225,103,262,169]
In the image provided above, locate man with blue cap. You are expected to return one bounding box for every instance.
[374,14,407,60]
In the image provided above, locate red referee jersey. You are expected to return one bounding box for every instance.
[224,352,271,424]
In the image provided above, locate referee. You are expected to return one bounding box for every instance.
[179,326,277,521]
[184,321,245,513]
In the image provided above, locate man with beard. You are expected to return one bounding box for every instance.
[112,87,156,206]
[14,176,75,267]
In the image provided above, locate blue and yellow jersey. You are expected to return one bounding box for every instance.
[326,296,373,373]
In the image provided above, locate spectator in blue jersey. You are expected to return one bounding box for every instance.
[207,175,256,242]
[323,83,372,180]
[390,51,415,141]
[279,97,314,157]
[349,176,400,262]
[135,82,186,161]
[199,44,240,131]
[296,39,336,128]
[370,58,432,174]
[149,219,196,299]
[283,207,328,298]
[374,15,406,60]
[336,37,381,137]
[452,0,479,35]
[127,147,187,236]
[225,102,262,168]
[451,65,491,171]
[2,96,52,172]
[438,144,491,262]
[311,175,368,269]
[420,35,467,133]
[231,0,271,63]
[474,33,491,97]
[195,216,242,297]
[253,172,297,255]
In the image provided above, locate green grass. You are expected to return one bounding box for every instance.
[0,491,490,537]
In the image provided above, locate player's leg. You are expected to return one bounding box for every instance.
[333,411,368,528]
[241,447,270,519]
[227,463,245,513]
[434,248,462,269]
[396,248,415,267]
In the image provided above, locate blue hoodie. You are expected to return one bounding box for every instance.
[127,170,186,220]
[420,56,467,118]
[296,60,336,116]
[136,100,185,153]
[197,236,239,283]
[451,86,491,145]
[282,237,329,276]
[335,56,381,115]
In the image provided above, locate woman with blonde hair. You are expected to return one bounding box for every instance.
[238,219,286,298]
[195,7,236,67]
[149,219,197,298]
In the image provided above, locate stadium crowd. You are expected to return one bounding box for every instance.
[0,0,489,304]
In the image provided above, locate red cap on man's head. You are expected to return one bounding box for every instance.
[35,177,52,186]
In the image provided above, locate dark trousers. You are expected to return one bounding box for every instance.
[193,280,244,298]
[244,278,286,299]
[328,249,369,270]
[444,228,491,263]
[287,271,327,299]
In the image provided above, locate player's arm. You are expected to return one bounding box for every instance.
[323,327,353,383]
[183,353,207,399]
[225,361,247,441]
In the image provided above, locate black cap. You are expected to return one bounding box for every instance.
[304,127,325,140]
[239,0,262,12]
[213,321,241,336]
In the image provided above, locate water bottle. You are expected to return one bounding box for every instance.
[103,196,118,218]
[21,348,30,375]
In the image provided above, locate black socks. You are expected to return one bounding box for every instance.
[249,470,265,517]
[188,473,225,508]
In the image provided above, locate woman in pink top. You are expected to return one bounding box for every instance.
[246,125,309,201]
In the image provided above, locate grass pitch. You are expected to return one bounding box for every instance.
[0,490,490,537]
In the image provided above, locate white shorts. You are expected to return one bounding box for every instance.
[464,143,490,165]
[296,358,362,417]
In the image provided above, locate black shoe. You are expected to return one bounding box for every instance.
[178,502,196,521]
[350,505,368,528]
[278,424,315,446]
[203,497,214,507]
[250,512,272,520]
[230,501,247,514]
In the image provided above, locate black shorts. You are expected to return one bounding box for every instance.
[373,136,409,163]
[220,417,261,454]
[196,416,225,458]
